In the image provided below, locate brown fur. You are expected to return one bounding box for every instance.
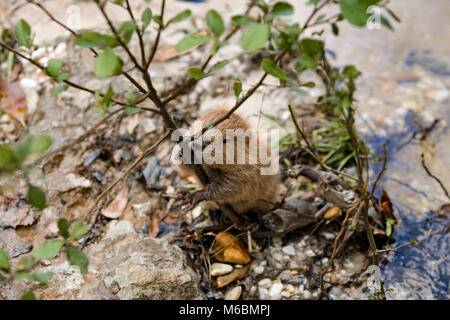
[179,107,280,215]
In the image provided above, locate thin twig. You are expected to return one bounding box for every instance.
[88,131,170,225]
[421,153,450,200]
[145,0,166,69]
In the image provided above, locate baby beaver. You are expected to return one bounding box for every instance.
[178,107,281,217]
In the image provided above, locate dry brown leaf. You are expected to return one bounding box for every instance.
[214,232,251,265]
[0,78,27,124]
[101,185,128,219]
[155,46,191,62]
[148,215,160,238]
[215,265,249,289]
[324,206,342,219]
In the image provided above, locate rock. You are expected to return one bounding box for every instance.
[141,118,157,134]
[54,42,67,57]
[272,252,283,262]
[282,245,296,256]
[285,284,295,294]
[281,291,291,298]
[83,149,101,167]
[46,172,92,194]
[253,265,264,275]
[142,156,162,189]
[224,286,242,300]
[210,263,233,276]
[0,229,32,258]
[258,278,272,289]
[258,287,269,299]
[215,265,249,289]
[305,249,316,258]
[303,290,312,299]
[268,282,283,300]
[0,193,36,228]
[2,220,205,300]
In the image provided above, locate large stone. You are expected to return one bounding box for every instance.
[0,221,204,300]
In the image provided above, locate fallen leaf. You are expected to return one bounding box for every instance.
[380,189,394,219]
[148,215,160,238]
[324,206,342,219]
[155,45,192,62]
[214,232,251,265]
[215,265,249,289]
[101,185,128,219]
[0,78,27,124]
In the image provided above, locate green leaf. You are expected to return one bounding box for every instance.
[16,272,53,284]
[343,65,360,78]
[207,59,229,73]
[14,19,31,48]
[0,248,9,272]
[0,145,18,172]
[261,59,288,82]
[240,23,270,53]
[27,135,52,154]
[26,185,47,210]
[340,0,381,27]
[31,272,53,284]
[125,107,141,115]
[66,246,89,274]
[187,68,206,80]
[45,59,63,77]
[75,31,119,49]
[32,239,63,260]
[166,9,191,26]
[331,23,339,36]
[206,10,225,37]
[231,15,253,26]
[141,8,152,30]
[21,290,36,300]
[380,15,394,31]
[118,21,136,45]
[175,34,210,52]
[55,72,69,82]
[297,53,318,69]
[70,221,90,240]
[300,38,324,58]
[52,84,69,96]
[17,256,35,272]
[233,81,242,97]
[94,48,123,78]
[58,218,69,238]
[153,15,163,26]
[124,92,136,103]
[272,2,294,17]
[301,81,316,88]
[0,275,6,283]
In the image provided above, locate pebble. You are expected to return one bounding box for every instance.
[272,252,283,262]
[210,263,233,276]
[282,245,296,256]
[141,118,157,134]
[305,249,316,258]
[234,264,243,269]
[258,278,272,289]
[268,282,283,300]
[253,265,264,275]
[321,257,329,265]
[31,47,46,60]
[20,78,37,88]
[285,284,295,294]
[224,286,242,300]
[54,42,67,56]
[303,290,312,299]
[321,232,336,240]
[281,291,291,298]
[258,287,269,299]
